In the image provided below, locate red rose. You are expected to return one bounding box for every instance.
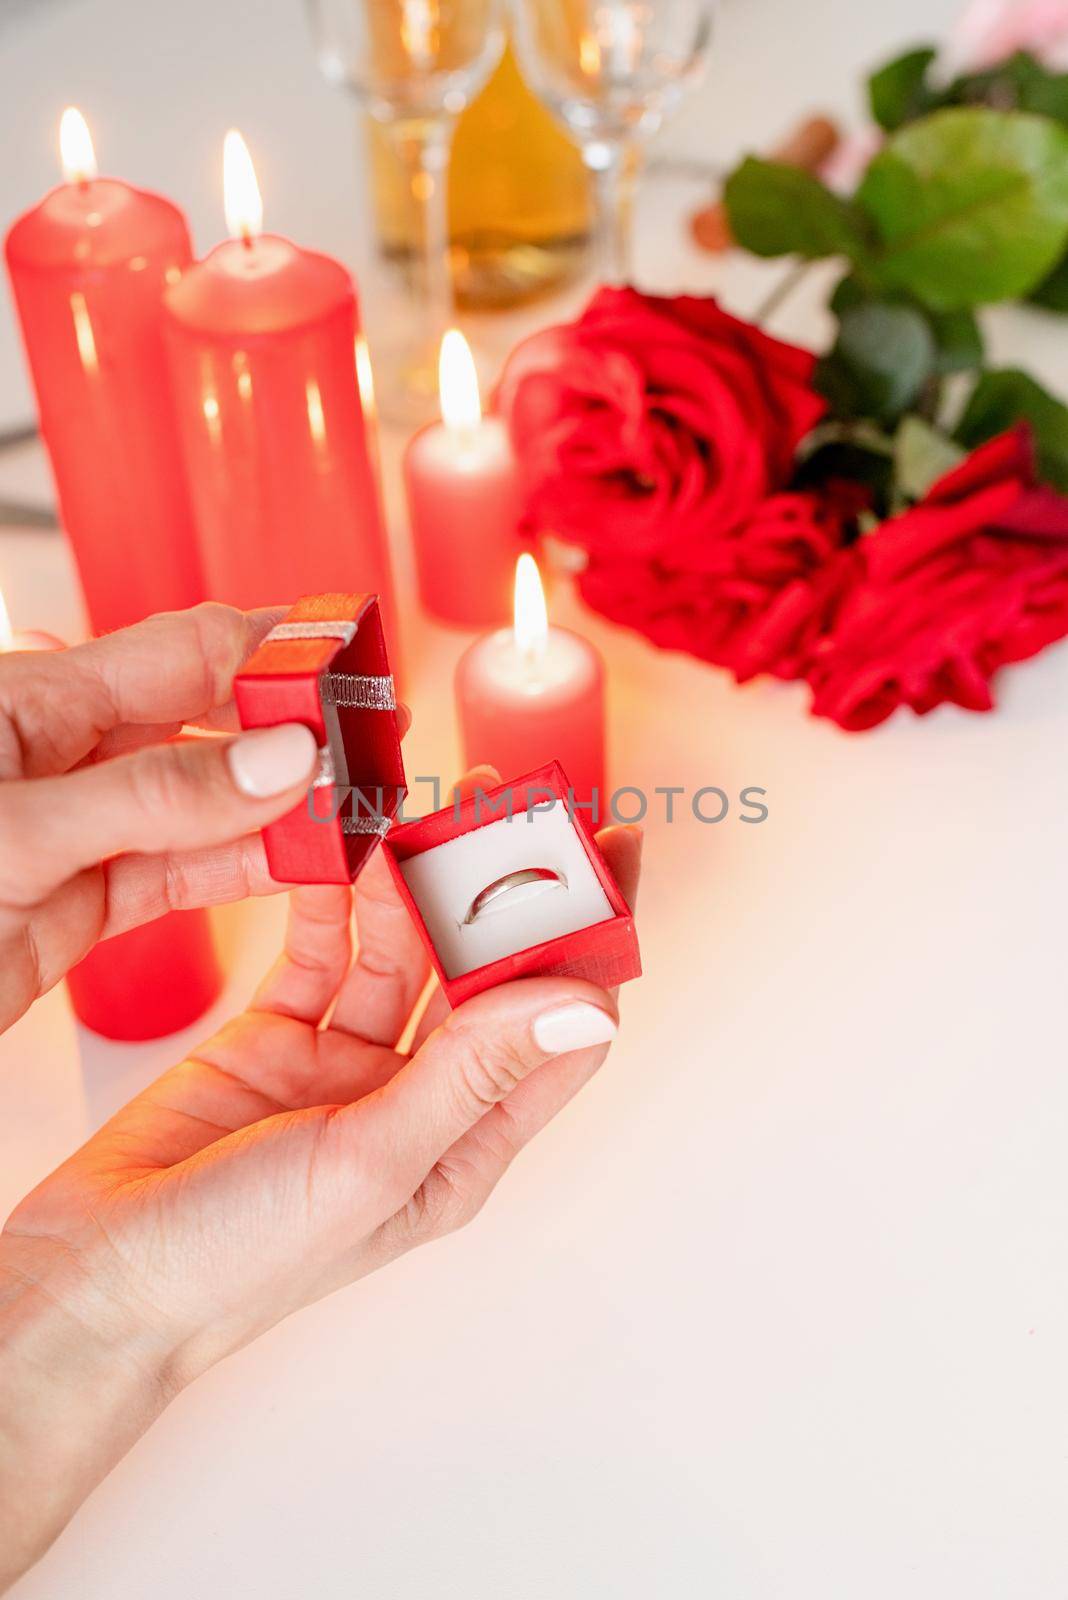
[579,491,847,679]
[496,287,826,561]
[807,428,1068,730]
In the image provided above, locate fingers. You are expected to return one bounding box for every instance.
[402,1024,612,1242]
[99,834,278,936]
[453,763,502,796]
[594,823,643,914]
[65,603,284,739]
[0,604,284,781]
[87,721,185,763]
[0,724,318,907]
[248,706,419,1043]
[326,748,485,1049]
[90,706,414,938]
[401,763,501,1052]
[337,977,618,1208]
[251,886,354,1024]
[407,980,450,1054]
[325,848,430,1047]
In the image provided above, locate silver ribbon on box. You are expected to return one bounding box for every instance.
[312,745,339,791]
[341,814,393,837]
[263,620,358,646]
[321,672,396,710]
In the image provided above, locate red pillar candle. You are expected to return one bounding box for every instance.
[162,131,398,654]
[65,914,222,1043]
[0,583,221,1041]
[3,111,221,1043]
[403,330,522,629]
[4,108,203,634]
[455,554,607,815]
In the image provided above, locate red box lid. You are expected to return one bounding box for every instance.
[234,593,405,884]
[381,761,640,1007]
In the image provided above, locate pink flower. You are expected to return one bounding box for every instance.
[948,0,1068,72]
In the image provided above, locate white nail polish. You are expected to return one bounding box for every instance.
[533,1002,617,1055]
[228,723,318,799]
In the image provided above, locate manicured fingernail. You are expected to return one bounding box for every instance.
[228,723,318,799]
[533,1002,617,1055]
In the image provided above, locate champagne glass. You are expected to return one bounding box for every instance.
[512,0,714,286]
[307,0,505,422]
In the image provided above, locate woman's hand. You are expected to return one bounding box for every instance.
[0,603,341,1033]
[0,775,641,1589]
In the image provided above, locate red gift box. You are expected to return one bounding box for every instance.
[381,761,640,1008]
[234,593,405,884]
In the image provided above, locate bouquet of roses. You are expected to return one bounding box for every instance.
[495,23,1068,732]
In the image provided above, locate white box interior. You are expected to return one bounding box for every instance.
[399,800,615,979]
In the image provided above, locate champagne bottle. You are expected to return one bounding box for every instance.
[369,41,591,309]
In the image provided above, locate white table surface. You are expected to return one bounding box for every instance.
[3,2,1068,1597]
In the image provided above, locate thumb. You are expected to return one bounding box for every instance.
[341,977,619,1206]
[0,724,319,905]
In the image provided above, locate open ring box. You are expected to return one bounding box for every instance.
[235,597,639,1006]
[381,761,641,1007]
[233,593,406,885]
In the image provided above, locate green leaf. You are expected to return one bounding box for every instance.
[831,276,984,373]
[857,108,1068,309]
[956,367,1068,489]
[793,424,896,516]
[1006,53,1068,123]
[1028,253,1068,310]
[939,52,1068,119]
[798,419,896,462]
[829,301,936,421]
[723,158,870,262]
[829,273,868,315]
[894,414,966,499]
[869,47,939,131]
[927,306,984,373]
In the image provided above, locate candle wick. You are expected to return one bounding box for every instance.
[240,227,255,252]
[518,636,548,676]
[450,423,479,456]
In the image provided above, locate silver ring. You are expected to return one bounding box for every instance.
[462,867,568,927]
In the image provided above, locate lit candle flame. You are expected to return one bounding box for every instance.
[60,106,97,186]
[439,328,481,433]
[0,586,12,653]
[513,553,549,660]
[223,129,263,244]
